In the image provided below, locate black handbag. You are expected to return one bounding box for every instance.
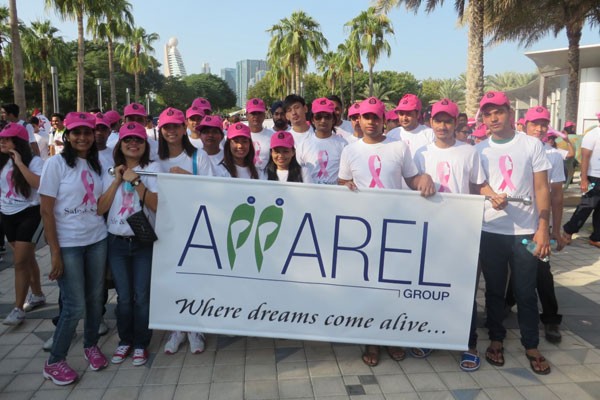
[126,188,158,243]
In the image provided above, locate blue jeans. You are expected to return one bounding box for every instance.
[479,231,539,349]
[108,234,153,349]
[49,238,107,364]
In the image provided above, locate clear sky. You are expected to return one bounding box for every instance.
[14,0,600,80]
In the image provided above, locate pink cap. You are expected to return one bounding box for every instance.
[394,94,422,112]
[431,98,459,119]
[124,102,147,117]
[564,120,575,128]
[119,122,147,141]
[525,106,550,122]
[360,97,386,118]
[186,106,205,119]
[104,110,121,126]
[546,126,566,139]
[471,124,488,138]
[517,118,526,126]
[467,117,476,127]
[479,91,510,109]
[95,112,110,128]
[192,97,212,112]
[246,98,266,113]
[64,112,96,130]
[0,122,29,141]
[311,98,335,114]
[227,122,251,139]
[270,131,295,149]
[158,107,185,128]
[348,103,361,117]
[198,115,223,130]
[596,112,600,119]
[385,110,398,121]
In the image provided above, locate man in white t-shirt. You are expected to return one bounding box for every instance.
[283,94,314,144]
[246,98,273,171]
[296,98,347,184]
[198,115,225,167]
[345,103,363,144]
[386,94,434,157]
[384,109,400,134]
[103,110,121,150]
[30,116,50,161]
[338,96,435,367]
[94,113,114,173]
[563,111,600,247]
[1,103,40,156]
[115,103,158,158]
[327,95,353,139]
[476,91,552,375]
[186,106,205,149]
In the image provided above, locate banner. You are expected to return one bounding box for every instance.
[150,175,484,351]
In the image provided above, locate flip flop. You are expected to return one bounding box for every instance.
[526,353,551,375]
[362,345,380,367]
[410,348,432,358]
[459,351,481,372]
[485,346,505,367]
[386,346,406,361]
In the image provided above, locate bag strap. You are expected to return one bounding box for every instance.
[139,188,148,209]
[192,149,198,175]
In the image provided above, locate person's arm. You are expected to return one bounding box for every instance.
[404,173,436,197]
[40,195,63,280]
[472,181,508,210]
[563,136,575,159]
[532,170,551,259]
[10,151,40,188]
[97,165,124,215]
[580,148,592,192]
[123,169,158,212]
[338,178,357,191]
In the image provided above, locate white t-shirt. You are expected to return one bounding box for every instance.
[296,133,347,184]
[476,132,551,235]
[214,163,265,179]
[581,127,600,177]
[276,169,289,182]
[106,131,119,149]
[545,145,566,184]
[35,129,50,161]
[204,149,224,169]
[103,162,160,236]
[414,141,485,194]
[48,129,65,154]
[157,149,214,176]
[18,120,36,144]
[290,125,314,145]
[335,120,354,140]
[0,156,44,214]
[98,148,114,175]
[386,125,435,159]
[189,137,204,150]
[39,155,107,247]
[339,137,419,189]
[251,128,274,171]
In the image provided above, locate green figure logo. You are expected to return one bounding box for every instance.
[227,196,284,271]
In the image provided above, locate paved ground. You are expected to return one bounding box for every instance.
[0,192,599,399]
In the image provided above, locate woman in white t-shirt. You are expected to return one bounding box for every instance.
[156,107,213,356]
[197,115,225,168]
[265,131,304,182]
[97,122,159,367]
[0,123,46,326]
[39,112,109,385]
[216,123,262,179]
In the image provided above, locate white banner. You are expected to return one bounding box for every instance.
[150,175,484,351]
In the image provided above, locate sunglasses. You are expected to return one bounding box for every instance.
[314,113,333,121]
[122,136,145,144]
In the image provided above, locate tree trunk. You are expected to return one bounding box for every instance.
[8,0,26,118]
[368,63,374,97]
[108,38,117,110]
[295,56,301,94]
[565,22,582,122]
[77,11,85,111]
[465,0,484,117]
[134,71,140,103]
[41,77,48,116]
[350,68,355,103]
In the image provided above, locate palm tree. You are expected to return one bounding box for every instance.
[8,0,25,117]
[21,21,70,115]
[337,38,363,103]
[0,6,12,86]
[437,78,466,105]
[46,0,100,111]
[485,71,537,92]
[267,11,328,95]
[359,81,395,103]
[317,51,340,94]
[346,7,394,97]
[375,0,485,117]
[87,0,134,110]
[115,26,159,102]
[485,0,600,121]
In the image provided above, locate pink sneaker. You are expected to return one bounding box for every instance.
[132,348,148,366]
[43,360,79,385]
[84,345,108,371]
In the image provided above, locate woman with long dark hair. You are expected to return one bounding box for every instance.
[217,123,262,179]
[39,112,108,385]
[265,131,303,182]
[0,123,46,326]
[97,122,159,367]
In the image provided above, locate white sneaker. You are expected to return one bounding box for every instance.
[98,319,108,336]
[188,332,206,354]
[23,293,46,312]
[43,331,77,352]
[3,307,25,326]
[164,331,186,354]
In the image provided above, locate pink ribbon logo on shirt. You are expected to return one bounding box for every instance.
[80,170,97,206]
[436,161,451,193]
[316,150,329,179]
[498,155,516,191]
[5,170,16,198]
[368,155,384,188]
[118,185,135,216]
[253,141,261,166]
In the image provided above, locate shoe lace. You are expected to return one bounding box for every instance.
[133,349,145,357]
[115,345,130,355]
[86,346,102,359]
[54,361,73,374]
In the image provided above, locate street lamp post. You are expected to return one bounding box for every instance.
[51,66,59,113]
[146,93,150,115]
[96,79,103,111]
[125,88,131,105]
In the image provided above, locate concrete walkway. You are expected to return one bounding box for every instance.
[0,203,599,400]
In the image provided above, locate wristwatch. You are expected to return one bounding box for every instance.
[131,178,141,187]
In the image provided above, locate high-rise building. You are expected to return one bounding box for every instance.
[221,68,236,93]
[201,63,211,74]
[236,59,267,108]
[163,37,187,77]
